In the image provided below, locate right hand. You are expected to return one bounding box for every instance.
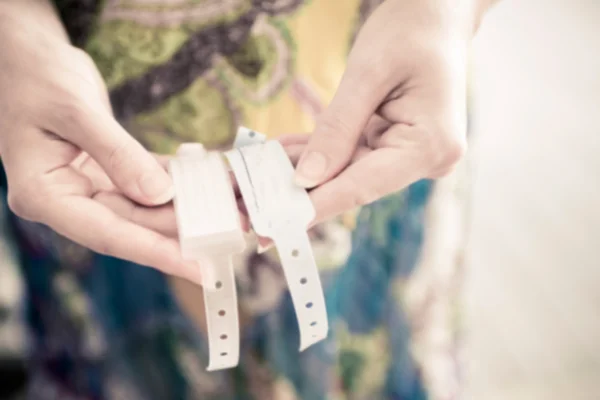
[0,6,204,284]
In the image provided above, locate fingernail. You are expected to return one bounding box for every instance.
[138,171,174,205]
[295,152,327,188]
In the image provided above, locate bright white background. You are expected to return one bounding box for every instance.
[467,0,600,398]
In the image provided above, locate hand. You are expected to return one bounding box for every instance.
[294,0,485,222]
[0,7,200,282]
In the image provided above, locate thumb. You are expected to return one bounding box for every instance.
[294,61,389,188]
[49,99,173,206]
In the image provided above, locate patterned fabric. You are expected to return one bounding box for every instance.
[0,1,470,399]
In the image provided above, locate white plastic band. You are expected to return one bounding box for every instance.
[225,139,329,351]
[271,231,328,350]
[233,126,267,148]
[202,254,240,371]
[169,144,244,370]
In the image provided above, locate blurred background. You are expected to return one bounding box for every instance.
[466,0,600,398]
[1,0,599,398]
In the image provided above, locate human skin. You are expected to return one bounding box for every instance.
[0,0,497,284]
[295,0,498,223]
[0,0,205,283]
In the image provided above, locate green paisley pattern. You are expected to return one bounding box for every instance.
[87,21,189,88]
[88,2,301,147]
[215,17,295,105]
[135,75,237,152]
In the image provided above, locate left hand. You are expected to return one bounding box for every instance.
[293,0,485,222]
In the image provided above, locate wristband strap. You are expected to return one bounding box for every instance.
[272,229,328,350]
[170,144,244,370]
[225,138,329,351]
[202,254,240,371]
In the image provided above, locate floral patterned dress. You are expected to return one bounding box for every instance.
[0,1,470,399]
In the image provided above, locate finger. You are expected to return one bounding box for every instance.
[277,124,385,151]
[277,133,311,146]
[376,51,468,175]
[75,154,116,193]
[98,191,251,238]
[363,114,392,149]
[154,154,172,168]
[284,144,307,166]
[95,191,179,237]
[74,153,173,194]
[70,48,113,114]
[3,134,198,283]
[308,126,430,222]
[89,63,113,114]
[351,145,371,162]
[32,170,204,285]
[294,33,393,188]
[46,100,174,206]
[377,92,467,177]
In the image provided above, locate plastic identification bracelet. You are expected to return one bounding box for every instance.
[169,144,245,371]
[225,134,329,351]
